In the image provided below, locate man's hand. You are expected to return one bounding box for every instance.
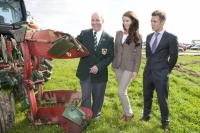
[89,65,98,74]
[132,72,137,80]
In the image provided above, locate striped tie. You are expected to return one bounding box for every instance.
[94,32,97,51]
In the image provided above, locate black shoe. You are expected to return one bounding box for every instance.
[92,112,101,120]
[139,116,150,122]
[162,124,169,132]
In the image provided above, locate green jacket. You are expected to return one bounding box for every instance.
[76,29,114,83]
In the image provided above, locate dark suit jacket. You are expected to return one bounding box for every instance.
[112,30,142,73]
[143,31,178,80]
[76,29,114,83]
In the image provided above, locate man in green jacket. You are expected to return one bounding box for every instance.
[76,12,114,119]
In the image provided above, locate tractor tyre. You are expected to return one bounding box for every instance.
[39,58,53,82]
[0,91,15,132]
[9,92,16,116]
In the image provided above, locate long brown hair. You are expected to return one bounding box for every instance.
[123,11,140,46]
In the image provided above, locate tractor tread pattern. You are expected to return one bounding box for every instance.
[0,91,15,132]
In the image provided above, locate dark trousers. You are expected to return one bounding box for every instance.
[143,72,169,125]
[80,76,107,117]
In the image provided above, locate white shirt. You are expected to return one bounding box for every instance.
[150,29,165,49]
[121,29,128,44]
[93,29,103,46]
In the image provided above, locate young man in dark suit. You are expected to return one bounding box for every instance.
[141,10,178,131]
[76,12,114,120]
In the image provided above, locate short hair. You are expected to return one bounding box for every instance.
[92,12,104,20]
[151,10,166,21]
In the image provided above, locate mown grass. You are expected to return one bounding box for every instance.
[177,55,200,63]
[5,55,200,133]
[182,63,200,74]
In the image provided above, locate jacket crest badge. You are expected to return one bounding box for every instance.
[102,48,107,55]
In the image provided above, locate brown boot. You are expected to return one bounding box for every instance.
[121,115,126,121]
[125,114,134,122]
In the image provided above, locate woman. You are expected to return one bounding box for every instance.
[112,11,142,122]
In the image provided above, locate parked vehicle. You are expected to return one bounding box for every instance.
[178,47,184,52]
[178,44,187,51]
[183,44,191,49]
[187,44,196,49]
[190,44,200,50]
[142,43,146,49]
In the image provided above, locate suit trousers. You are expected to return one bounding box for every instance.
[115,68,133,116]
[143,71,169,124]
[80,76,107,117]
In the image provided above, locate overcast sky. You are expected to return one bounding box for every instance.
[24,0,200,43]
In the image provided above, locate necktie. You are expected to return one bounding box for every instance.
[151,33,160,53]
[94,32,97,51]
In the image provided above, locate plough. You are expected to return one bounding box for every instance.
[13,28,92,132]
[0,27,93,133]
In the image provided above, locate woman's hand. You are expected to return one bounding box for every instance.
[111,67,115,72]
[132,72,137,80]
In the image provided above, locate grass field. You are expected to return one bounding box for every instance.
[4,55,200,133]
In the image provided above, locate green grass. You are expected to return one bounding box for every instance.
[177,55,200,63]
[4,56,200,133]
[182,63,200,74]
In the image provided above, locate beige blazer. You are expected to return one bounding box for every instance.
[112,30,142,73]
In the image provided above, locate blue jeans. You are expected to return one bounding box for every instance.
[80,76,107,117]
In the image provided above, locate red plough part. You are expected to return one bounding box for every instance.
[11,28,92,133]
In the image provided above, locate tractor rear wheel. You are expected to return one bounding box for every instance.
[0,91,15,132]
[9,92,16,116]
